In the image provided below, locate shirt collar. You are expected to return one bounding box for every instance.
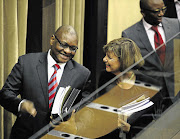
[47,49,66,69]
[142,18,163,31]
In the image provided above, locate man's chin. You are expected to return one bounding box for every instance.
[155,18,162,25]
[59,54,72,62]
[60,58,70,63]
[55,57,69,63]
[157,19,162,24]
[152,21,161,26]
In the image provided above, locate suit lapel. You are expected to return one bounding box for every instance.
[163,18,172,42]
[36,53,49,106]
[137,20,164,69]
[136,20,154,53]
[56,60,75,91]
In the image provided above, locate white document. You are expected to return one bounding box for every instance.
[118,95,154,116]
[119,97,150,111]
[51,87,65,116]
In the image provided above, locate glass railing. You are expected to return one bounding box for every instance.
[29,31,180,139]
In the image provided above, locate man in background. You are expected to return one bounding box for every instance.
[122,0,180,113]
[0,25,91,139]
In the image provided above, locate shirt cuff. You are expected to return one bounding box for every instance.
[18,99,27,112]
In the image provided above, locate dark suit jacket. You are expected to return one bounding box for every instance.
[122,17,180,102]
[0,52,91,138]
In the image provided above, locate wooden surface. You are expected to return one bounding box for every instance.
[41,82,159,139]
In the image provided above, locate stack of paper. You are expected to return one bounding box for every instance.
[51,86,81,116]
[118,95,154,116]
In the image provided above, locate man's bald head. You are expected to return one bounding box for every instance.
[55,25,78,42]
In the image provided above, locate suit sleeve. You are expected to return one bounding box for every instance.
[0,57,23,115]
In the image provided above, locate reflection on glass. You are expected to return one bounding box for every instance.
[30,33,180,139]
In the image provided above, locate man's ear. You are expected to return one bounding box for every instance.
[140,10,145,17]
[50,35,55,45]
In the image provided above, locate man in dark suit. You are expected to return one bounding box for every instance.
[122,0,180,111]
[0,25,91,138]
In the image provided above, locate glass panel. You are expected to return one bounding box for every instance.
[30,32,180,139]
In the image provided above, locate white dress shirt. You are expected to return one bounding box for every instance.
[47,50,68,115]
[47,49,66,84]
[142,19,166,51]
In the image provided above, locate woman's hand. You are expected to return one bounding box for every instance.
[118,116,131,132]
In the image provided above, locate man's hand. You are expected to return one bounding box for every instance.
[54,109,77,134]
[20,100,37,117]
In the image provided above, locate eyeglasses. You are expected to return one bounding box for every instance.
[143,6,167,14]
[54,35,78,52]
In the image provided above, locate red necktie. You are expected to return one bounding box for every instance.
[151,26,166,65]
[48,64,60,108]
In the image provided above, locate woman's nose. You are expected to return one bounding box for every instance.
[103,57,107,62]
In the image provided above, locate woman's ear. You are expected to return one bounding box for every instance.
[50,35,55,45]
